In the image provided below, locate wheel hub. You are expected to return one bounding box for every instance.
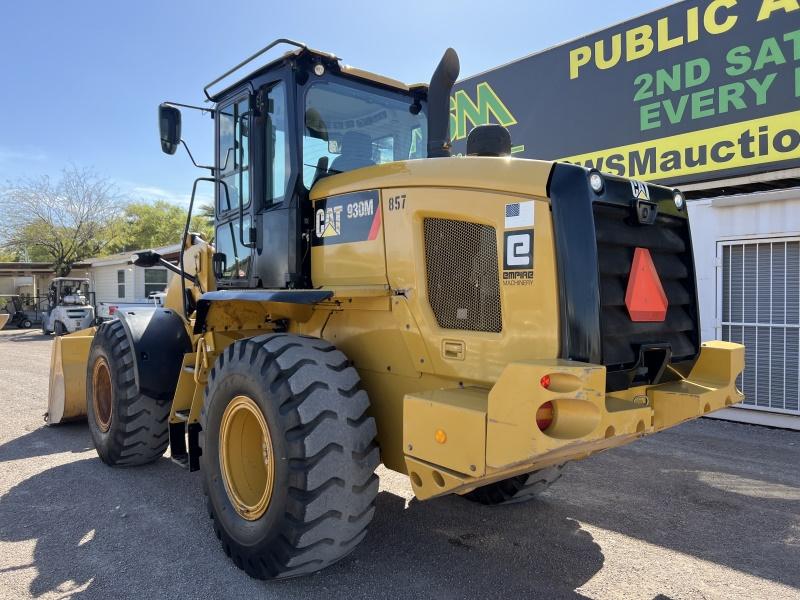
[219,395,275,520]
[92,357,113,432]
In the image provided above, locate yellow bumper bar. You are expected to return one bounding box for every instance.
[403,340,744,500]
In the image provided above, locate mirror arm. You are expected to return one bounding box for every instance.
[157,257,198,286]
[162,101,214,115]
[180,140,214,172]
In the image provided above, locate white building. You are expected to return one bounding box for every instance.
[84,244,179,305]
[687,172,800,430]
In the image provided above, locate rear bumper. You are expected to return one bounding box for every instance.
[403,340,744,500]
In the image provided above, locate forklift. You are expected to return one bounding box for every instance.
[41,277,95,335]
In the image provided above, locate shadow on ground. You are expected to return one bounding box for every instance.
[0,455,602,599]
[0,420,798,598]
[0,331,52,343]
[0,423,92,463]
[553,420,800,590]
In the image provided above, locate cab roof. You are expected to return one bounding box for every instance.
[204,39,426,102]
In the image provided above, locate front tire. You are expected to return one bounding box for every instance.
[200,333,380,580]
[86,320,170,466]
[463,464,566,505]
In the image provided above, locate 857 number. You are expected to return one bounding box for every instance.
[388,194,406,211]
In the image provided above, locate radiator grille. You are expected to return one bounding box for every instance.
[594,203,699,368]
[423,218,502,333]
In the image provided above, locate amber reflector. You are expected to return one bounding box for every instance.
[536,401,554,431]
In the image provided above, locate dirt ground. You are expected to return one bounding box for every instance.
[1,327,799,599]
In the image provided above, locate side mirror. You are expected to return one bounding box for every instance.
[158,103,182,155]
[132,250,162,268]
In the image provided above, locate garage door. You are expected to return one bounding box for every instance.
[718,239,800,415]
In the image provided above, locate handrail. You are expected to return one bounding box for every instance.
[180,177,229,319]
[204,38,307,102]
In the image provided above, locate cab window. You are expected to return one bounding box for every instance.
[267,82,290,203]
[215,217,252,280]
[302,81,427,188]
[218,97,250,213]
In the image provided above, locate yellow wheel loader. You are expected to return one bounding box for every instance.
[47,39,745,579]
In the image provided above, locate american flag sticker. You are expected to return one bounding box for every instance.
[505,201,534,229]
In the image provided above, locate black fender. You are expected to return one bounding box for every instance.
[115,307,193,401]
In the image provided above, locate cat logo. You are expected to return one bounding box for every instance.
[315,206,343,238]
[630,179,650,201]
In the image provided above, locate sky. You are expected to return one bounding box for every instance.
[0,0,670,206]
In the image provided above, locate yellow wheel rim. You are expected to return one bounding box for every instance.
[219,395,275,520]
[92,357,113,433]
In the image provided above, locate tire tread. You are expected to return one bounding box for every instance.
[463,464,566,506]
[201,333,379,580]
[87,320,171,466]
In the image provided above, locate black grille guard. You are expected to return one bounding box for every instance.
[546,163,701,393]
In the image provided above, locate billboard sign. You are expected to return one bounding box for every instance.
[450,0,800,185]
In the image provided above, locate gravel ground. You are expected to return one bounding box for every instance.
[1,328,799,599]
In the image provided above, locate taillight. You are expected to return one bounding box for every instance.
[540,374,551,389]
[536,401,554,431]
[109,306,117,315]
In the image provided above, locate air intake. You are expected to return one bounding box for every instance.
[423,218,502,333]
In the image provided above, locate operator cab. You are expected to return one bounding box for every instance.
[159,40,453,291]
[48,277,90,307]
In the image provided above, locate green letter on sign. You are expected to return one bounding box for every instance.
[451,82,517,141]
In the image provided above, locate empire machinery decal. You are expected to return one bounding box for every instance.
[503,201,534,286]
[312,190,382,246]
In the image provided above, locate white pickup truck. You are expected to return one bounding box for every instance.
[97,292,165,321]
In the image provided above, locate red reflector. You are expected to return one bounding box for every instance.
[536,401,554,431]
[540,374,551,389]
[625,247,668,322]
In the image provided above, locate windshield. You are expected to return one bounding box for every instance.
[302,80,426,187]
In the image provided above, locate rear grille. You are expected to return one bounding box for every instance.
[423,218,502,333]
[594,203,699,368]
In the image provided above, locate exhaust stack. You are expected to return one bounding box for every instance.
[426,48,460,158]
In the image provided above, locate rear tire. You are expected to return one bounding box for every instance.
[86,320,170,466]
[463,464,566,505]
[200,333,380,580]
[54,321,66,336]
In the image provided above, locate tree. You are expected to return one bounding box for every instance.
[192,203,215,243]
[0,167,124,275]
[118,201,214,251]
[0,248,20,262]
[121,200,186,250]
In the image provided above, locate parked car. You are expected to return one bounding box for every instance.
[97,292,165,321]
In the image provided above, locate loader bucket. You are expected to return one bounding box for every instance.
[0,314,9,330]
[47,328,96,425]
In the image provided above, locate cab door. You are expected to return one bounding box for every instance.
[215,93,256,286]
